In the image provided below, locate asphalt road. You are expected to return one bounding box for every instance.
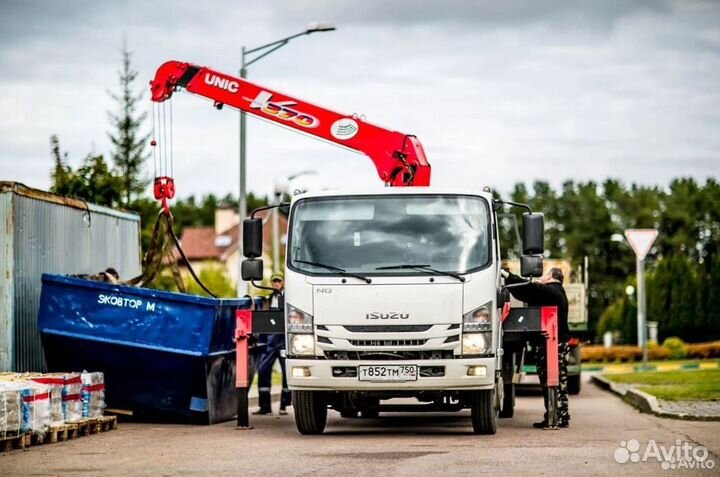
[2,376,718,477]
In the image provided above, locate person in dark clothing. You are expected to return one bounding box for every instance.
[503,267,570,428]
[253,273,292,416]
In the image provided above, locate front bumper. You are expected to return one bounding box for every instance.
[287,357,497,391]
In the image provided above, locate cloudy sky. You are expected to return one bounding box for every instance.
[1,0,718,199]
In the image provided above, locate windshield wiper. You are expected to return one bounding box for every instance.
[295,259,372,283]
[375,264,466,282]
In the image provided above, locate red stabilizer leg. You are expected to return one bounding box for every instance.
[541,306,560,429]
[541,306,559,386]
[235,309,252,428]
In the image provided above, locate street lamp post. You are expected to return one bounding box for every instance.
[237,22,336,295]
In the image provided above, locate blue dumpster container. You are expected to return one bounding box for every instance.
[37,274,250,424]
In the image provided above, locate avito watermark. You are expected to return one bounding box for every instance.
[614,439,715,471]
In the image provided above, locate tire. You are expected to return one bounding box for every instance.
[293,391,328,435]
[340,409,358,418]
[471,390,497,435]
[360,409,379,418]
[568,373,582,395]
[499,381,515,418]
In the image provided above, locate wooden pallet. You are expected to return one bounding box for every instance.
[1,431,26,452]
[75,415,118,436]
[28,422,77,445]
[1,416,118,452]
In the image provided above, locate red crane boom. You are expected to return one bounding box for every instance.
[149,60,431,187]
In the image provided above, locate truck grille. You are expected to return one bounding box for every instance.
[348,339,427,347]
[324,350,454,361]
[343,325,433,333]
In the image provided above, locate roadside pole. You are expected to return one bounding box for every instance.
[636,256,646,365]
[624,229,658,370]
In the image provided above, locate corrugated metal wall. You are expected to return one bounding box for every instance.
[0,192,15,371]
[1,184,141,372]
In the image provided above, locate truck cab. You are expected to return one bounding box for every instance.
[286,187,500,434]
[242,187,545,435]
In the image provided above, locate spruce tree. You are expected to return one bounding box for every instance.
[108,40,149,206]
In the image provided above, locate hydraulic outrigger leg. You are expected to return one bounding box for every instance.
[234,308,286,429]
[502,306,560,429]
[541,306,560,430]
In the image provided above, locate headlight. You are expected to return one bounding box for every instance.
[287,304,313,333]
[463,302,493,332]
[462,332,491,355]
[290,334,315,356]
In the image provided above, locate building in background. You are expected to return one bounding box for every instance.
[177,207,287,286]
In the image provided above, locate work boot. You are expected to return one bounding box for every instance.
[279,407,288,416]
[252,408,271,415]
[532,420,548,429]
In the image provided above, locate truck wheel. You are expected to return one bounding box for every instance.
[499,381,515,418]
[293,391,327,435]
[471,390,497,435]
[340,409,358,418]
[568,374,582,395]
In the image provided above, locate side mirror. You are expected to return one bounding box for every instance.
[243,218,263,258]
[241,258,264,281]
[522,213,544,255]
[520,254,544,278]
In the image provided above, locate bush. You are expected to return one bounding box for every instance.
[581,341,708,363]
[186,264,236,298]
[687,341,720,359]
[581,346,607,363]
[580,345,641,363]
[580,341,720,362]
[647,346,671,361]
[662,337,688,359]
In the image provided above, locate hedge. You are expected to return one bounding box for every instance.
[581,340,720,363]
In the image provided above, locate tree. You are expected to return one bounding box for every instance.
[49,135,123,207]
[49,135,73,193]
[108,40,149,206]
[186,264,236,298]
[658,178,701,260]
[706,255,720,340]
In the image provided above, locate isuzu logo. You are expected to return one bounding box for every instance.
[366,312,409,320]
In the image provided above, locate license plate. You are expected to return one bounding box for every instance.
[358,365,418,382]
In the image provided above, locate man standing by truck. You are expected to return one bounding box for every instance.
[253,273,292,416]
[503,267,571,428]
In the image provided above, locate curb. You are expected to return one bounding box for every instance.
[591,375,720,422]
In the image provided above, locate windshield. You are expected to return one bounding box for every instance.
[288,195,491,276]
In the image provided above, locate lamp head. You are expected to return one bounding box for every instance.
[306,21,336,33]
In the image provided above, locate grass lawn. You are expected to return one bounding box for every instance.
[604,368,720,401]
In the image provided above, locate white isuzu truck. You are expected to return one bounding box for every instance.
[148,60,546,435]
[242,188,545,435]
